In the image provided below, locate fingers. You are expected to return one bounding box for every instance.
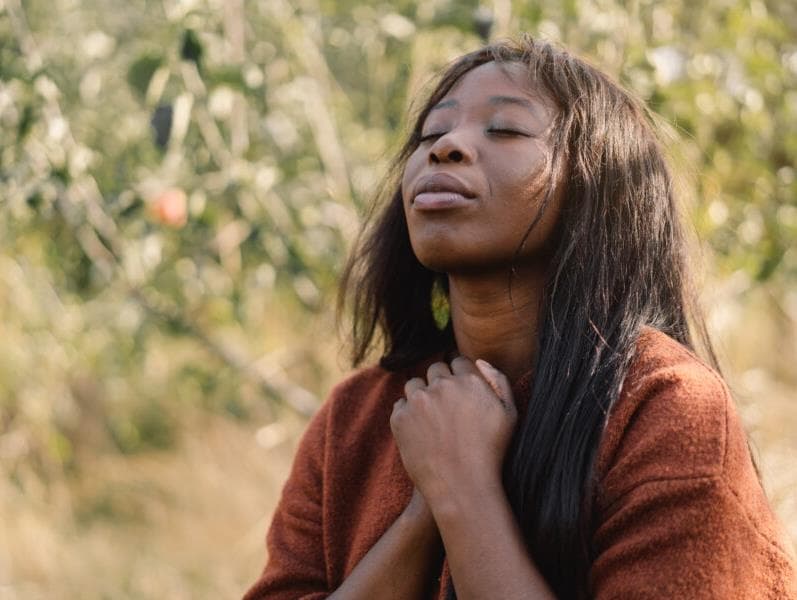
[451,355,514,411]
[408,358,513,410]
[426,361,451,382]
[390,396,406,434]
[391,396,407,419]
[449,355,478,376]
[404,377,426,398]
[474,359,515,410]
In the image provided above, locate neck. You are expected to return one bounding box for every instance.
[447,265,545,383]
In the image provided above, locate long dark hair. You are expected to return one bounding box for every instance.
[339,36,716,599]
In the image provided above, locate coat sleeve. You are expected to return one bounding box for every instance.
[590,362,797,599]
[243,401,331,600]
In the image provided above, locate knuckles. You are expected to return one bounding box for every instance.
[406,386,430,403]
[450,356,472,371]
[425,362,450,381]
[425,376,448,391]
[398,362,511,416]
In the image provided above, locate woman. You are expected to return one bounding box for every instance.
[244,37,796,599]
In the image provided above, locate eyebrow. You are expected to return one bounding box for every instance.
[429,96,540,115]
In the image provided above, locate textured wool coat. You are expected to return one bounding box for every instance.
[244,327,797,599]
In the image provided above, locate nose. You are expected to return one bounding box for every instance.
[429,132,472,165]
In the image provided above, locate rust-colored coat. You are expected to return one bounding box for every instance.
[244,328,797,599]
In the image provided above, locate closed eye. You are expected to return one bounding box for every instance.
[419,132,446,143]
[487,128,530,137]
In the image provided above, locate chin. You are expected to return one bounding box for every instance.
[410,241,506,275]
[411,247,452,273]
[408,229,462,269]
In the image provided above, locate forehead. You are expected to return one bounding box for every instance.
[431,61,555,122]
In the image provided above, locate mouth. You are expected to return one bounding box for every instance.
[412,173,476,211]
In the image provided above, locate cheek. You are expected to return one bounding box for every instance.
[489,153,547,201]
[508,184,563,256]
[486,161,561,253]
[400,170,410,205]
[401,150,424,203]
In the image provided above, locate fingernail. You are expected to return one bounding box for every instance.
[475,358,495,371]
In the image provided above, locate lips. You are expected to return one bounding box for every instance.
[412,173,476,211]
[414,173,476,199]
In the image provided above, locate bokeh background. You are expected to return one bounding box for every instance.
[1,0,795,597]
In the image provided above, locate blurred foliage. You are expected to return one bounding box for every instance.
[0,0,795,566]
[1,0,796,596]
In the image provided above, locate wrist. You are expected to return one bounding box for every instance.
[427,475,507,527]
[400,490,439,540]
[416,464,503,512]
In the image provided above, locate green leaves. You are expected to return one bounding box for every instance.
[127,53,163,99]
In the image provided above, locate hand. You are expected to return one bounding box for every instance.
[389,357,518,510]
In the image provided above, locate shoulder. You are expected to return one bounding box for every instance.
[595,326,734,503]
[326,363,399,409]
[591,327,797,596]
[324,360,416,416]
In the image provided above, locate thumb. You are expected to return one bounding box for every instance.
[475,359,515,409]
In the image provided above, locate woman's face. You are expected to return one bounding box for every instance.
[401,61,561,275]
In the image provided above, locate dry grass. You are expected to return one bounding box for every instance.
[0,413,306,599]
